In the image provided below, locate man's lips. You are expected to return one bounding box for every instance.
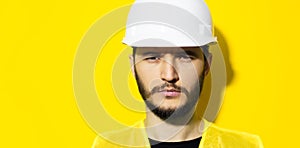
[159,89,181,97]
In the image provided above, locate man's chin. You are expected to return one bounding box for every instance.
[151,107,176,120]
[146,100,197,124]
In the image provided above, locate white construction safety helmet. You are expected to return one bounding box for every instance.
[122,0,217,47]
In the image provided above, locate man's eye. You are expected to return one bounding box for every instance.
[144,57,160,62]
[178,55,193,62]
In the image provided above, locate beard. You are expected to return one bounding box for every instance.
[134,66,205,122]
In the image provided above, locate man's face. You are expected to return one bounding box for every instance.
[132,47,208,120]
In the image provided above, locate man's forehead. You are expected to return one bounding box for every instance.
[135,47,202,54]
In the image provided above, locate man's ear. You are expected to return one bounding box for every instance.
[129,54,136,78]
[204,53,212,76]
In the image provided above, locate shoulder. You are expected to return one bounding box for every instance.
[201,122,264,148]
[92,121,149,148]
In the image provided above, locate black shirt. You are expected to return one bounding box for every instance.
[149,137,202,148]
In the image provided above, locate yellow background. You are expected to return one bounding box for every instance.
[1,0,299,147]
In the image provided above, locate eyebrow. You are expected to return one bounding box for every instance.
[182,50,199,57]
[138,50,200,57]
[140,52,161,56]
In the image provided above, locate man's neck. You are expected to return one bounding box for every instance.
[144,111,204,142]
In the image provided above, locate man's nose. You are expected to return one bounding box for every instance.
[160,59,179,83]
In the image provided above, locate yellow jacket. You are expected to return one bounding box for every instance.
[92,120,263,148]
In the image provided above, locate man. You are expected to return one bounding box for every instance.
[93,0,263,147]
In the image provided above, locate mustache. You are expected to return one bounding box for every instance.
[150,83,189,96]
